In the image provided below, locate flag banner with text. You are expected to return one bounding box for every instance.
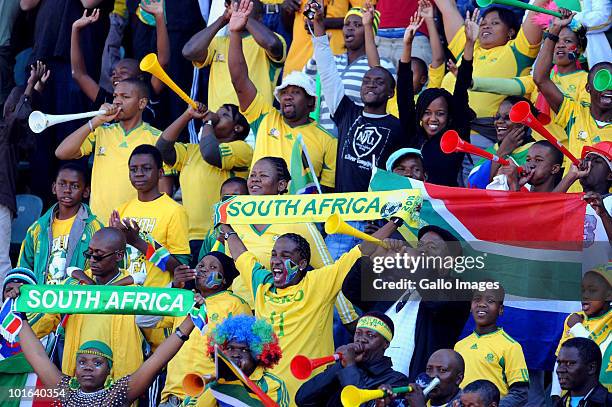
[213,190,422,227]
[15,285,196,317]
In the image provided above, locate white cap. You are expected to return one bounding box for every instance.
[274,71,317,102]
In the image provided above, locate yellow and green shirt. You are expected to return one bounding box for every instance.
[172,141,252,240]
[455,328,529,397]
[47,214,76,284]
[235,245,362,404]
[160,290,252,403]
[556,309,612,391]
[442,27,540,119]
[243,93,337,189]
[79,121,170,224]
[195,366,290,407]
[194,34,287,112]
[115,193,191,288]
[553,97,612,192]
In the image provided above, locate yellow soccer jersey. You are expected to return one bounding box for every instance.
[242,93,337,188]
[47,215,76,284]
[115,193,190,288]
[79,122,170,224]
[556,309,612,355]
[225,222,331,307]
[455,328,529,397]
[235,245,362,404]
[442,27,540,119]
[195,367,290,407]
[513,70,589,148]
[554,97,612,192]
[194,34,287,112]
[172,141,252,240]
[160,290,252,403]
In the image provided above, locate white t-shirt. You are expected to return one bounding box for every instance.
[583,194,612,272]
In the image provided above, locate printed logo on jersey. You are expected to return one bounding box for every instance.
[485,353,495,363]
[124,217,158,275]
[584,214,597,248]
[352,124,388,158]
[48,235,69,284]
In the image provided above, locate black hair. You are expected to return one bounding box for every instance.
[532,140,564,165]
[220,176,248,194]
[221,103,251,140]
[588,62,612,84]
[129,144,163,169]
[463,380,501,405]
[57,162,89,185]
[118,78,150,100]
[571,26,588,53]
[278,233,311,264]
[561,337,603,374]
[361,311,395,338]
[257,157,291,194]
[472,280,506,303]
[416,88,453,126]
[411,57,428,79]
[482,7,520,39]
[393,152,425,170]
[370,66,396,89]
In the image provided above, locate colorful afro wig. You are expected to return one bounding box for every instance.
[207,315,282,369]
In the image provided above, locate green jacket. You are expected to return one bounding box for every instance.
[17,203,104,284]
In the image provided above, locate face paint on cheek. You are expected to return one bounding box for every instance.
[567,44,578,61]
[204,271,224,289]
[283,259,300,285]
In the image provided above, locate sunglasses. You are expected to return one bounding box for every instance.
[83,250,119,261]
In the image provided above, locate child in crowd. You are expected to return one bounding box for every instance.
[454,285,529,406]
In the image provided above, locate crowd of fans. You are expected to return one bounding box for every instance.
[0,0,611,405]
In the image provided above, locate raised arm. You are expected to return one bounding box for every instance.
[521,0,549,45]
[533,10,574,113]
[432,0,464,44]
[362,1,380,67]
[55,103,120,160]
[398,14,423,147]
[228,0,258,112]
[280,0,300,34]
[71,9,101,102]
[199,119,223,168]
[311,2,346,116]
[245,14,285,62]
[140,0,170,95]
[156,103,208,166]
[420,0,444,68]
[219,224,248,260]
[182,8,231,63]
[453,9,477,140]
[127,316,194,402]
[5,287,62,388]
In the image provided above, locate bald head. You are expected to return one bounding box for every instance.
[427,349,465,404]
[92,228,126,252]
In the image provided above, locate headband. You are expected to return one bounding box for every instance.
[345,8,381,35]
[357,316,393,342]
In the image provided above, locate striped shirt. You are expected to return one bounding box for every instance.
[304,53,396,137]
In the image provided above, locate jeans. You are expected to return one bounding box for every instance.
[0,204,11,281]
[324,219,368,261]
[375,33,432,69]
[261,6,292,51]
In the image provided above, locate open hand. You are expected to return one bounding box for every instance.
[362,0,375,27]
[418,0,435,20]
[464,9,481,43]
[173,265,196,288]
[584,191,608,218]
[73,9,100,30]
[228,0,253,33]
[403,11,424,45]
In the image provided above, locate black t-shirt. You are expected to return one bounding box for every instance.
[332,96,405,193]
[94,88,159,127]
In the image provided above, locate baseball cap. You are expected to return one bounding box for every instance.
[385,148,423,172]
[274,71,317,102]
[582,141,612,171]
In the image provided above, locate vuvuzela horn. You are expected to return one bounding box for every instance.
[28,110,106,134]
[324,214,388,248]
[476,0,562,17]
[341,377,441,407]
[290,354,342,380]
[182,373,215,397]
[139,53,199,109]
[509,101,580,165]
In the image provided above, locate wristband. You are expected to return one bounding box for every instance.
[543,31,559,42]
[391,217,404,227]
[224,231,238,240]
[88,120,94,133]
[175,327,189,341]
